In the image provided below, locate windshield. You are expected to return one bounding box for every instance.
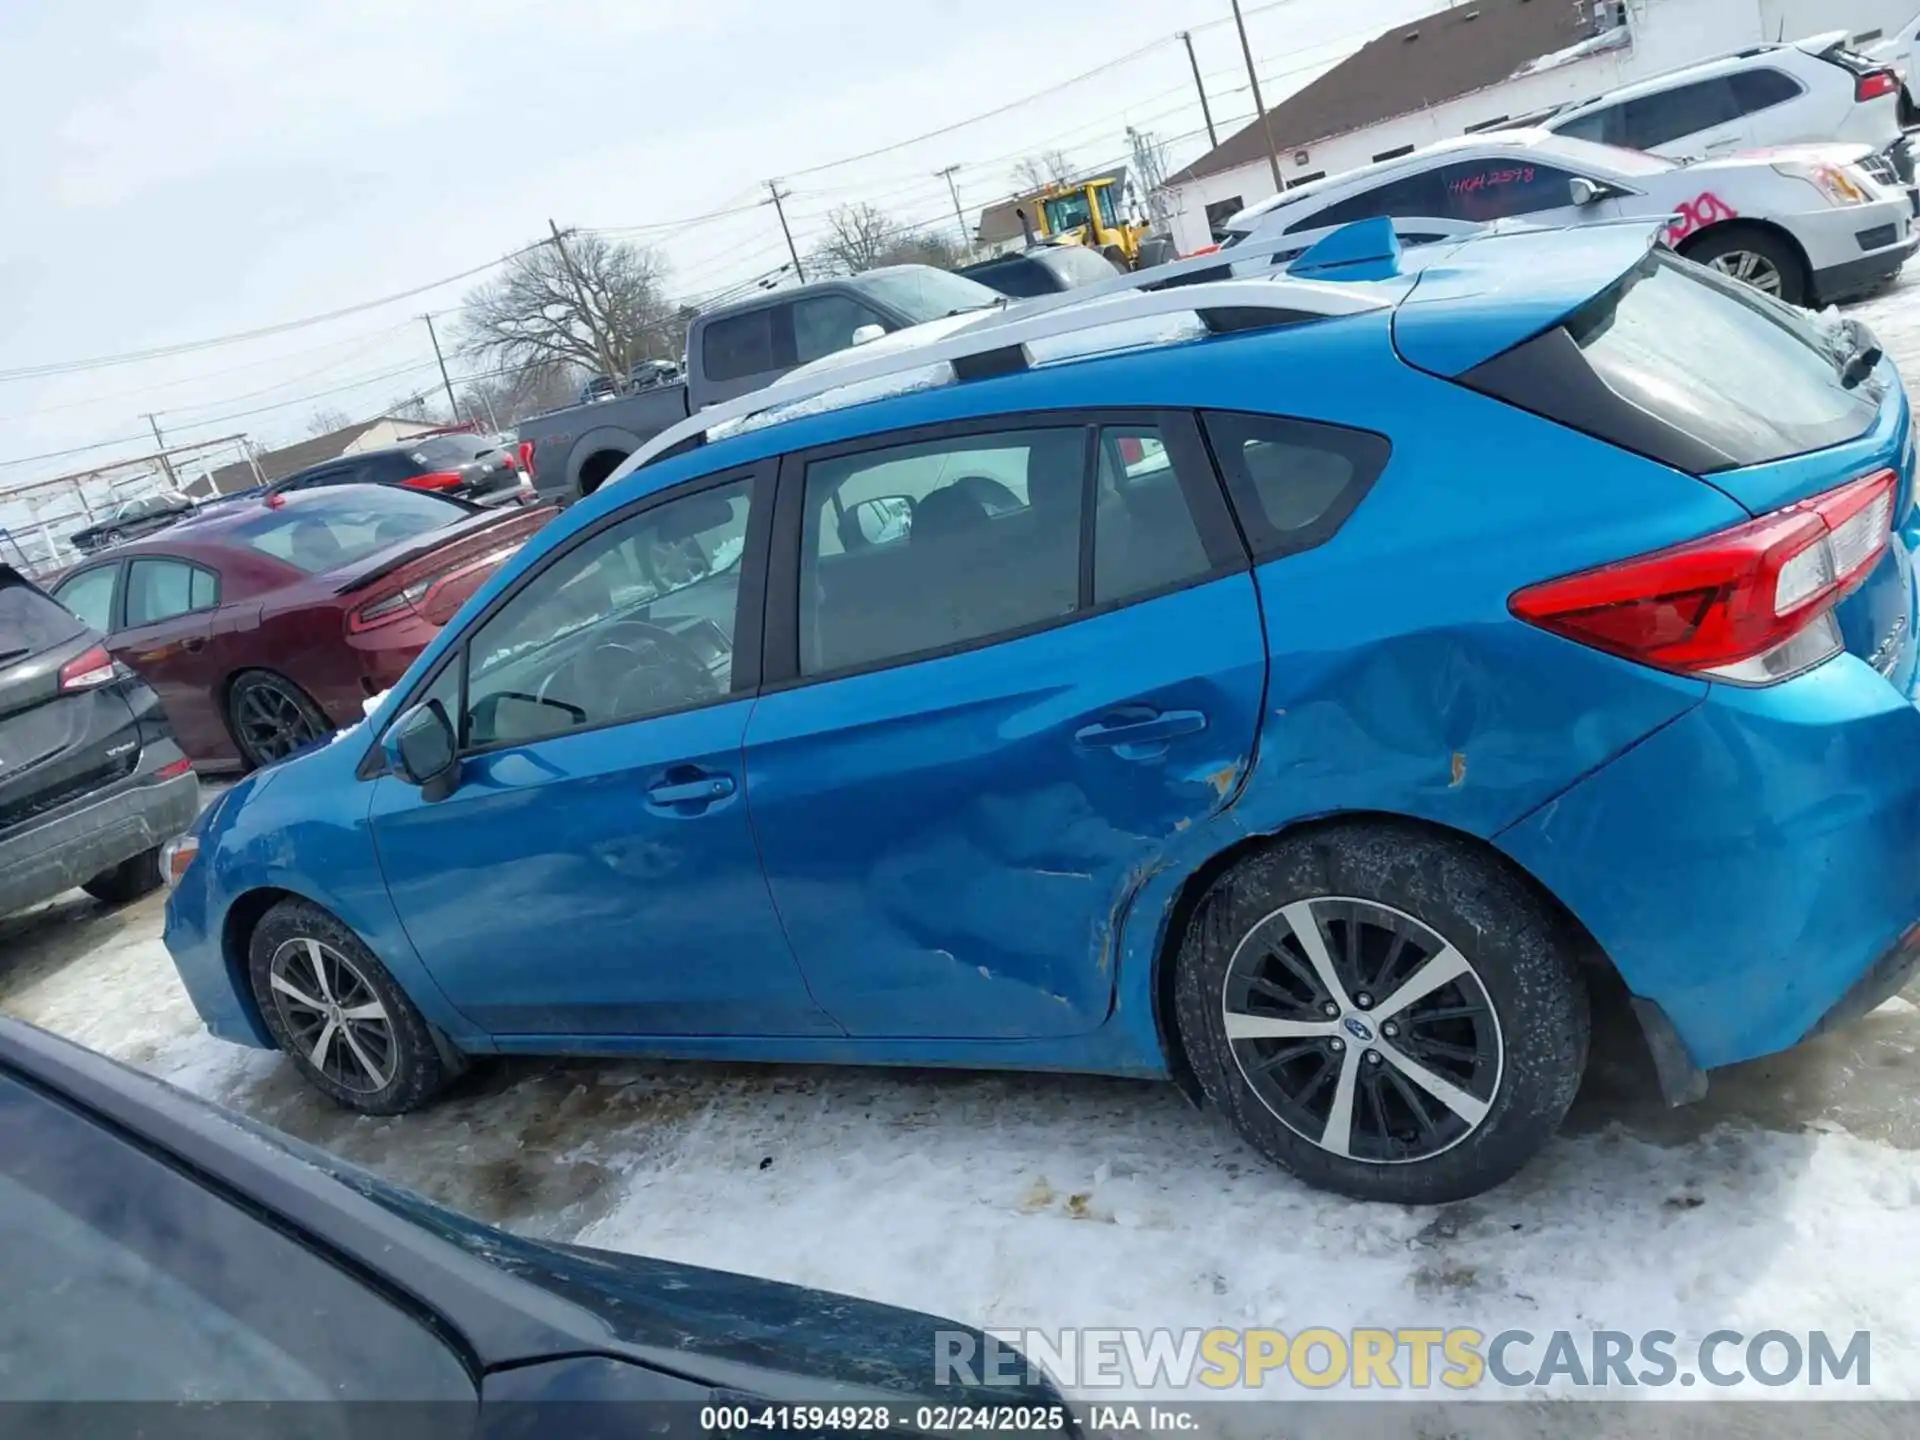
[850,267,1002,321]
[1044,193,1092,232]
[223,489,469,574]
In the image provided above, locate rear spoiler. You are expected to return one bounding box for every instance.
[333,506,533,596]
[1793,30,1855,59]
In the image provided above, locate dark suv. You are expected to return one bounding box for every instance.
[0,567,199,914]
[956,244,1123,298]
[272,434,522,506]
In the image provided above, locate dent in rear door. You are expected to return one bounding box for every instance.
[741,414,1266,1039]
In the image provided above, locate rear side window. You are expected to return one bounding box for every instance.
[1462,251,1880,471]
[1619,76,1743,148]
[702,308,784,382]
[1729,68,1803,113]
[124,560,217,627]
[1202,413,1392,559]
[0,577,86,657]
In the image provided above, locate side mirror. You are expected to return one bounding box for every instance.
[383,699,459,801]
[849,494,912,546]
[850,323,887,347]
[1568,176,1603,207]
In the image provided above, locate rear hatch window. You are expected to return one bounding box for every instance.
[1458,250,1883,475]
[1572,254,1881,464]
[0,576,87,664]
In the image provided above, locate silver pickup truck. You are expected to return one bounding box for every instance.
[517,266,1006,504]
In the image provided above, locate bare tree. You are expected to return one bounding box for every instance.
[811,203,906,276]
[459,361,581,430]
[874,229,963,271]
[384,393,437,423]
[305,407,353,437]
[460,231,679,383]
[1012,149,1076,193]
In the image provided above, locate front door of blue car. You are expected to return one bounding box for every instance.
[742,414,1268,1038]
[367,464,837,1039]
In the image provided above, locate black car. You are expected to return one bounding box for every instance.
[0,567,199,915]
[0,1015,1074,1434]
[68,492,197,555]
[955,245,1123,299]
[272,433,522,506]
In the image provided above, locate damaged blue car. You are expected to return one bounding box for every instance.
[162,217,1920,1203]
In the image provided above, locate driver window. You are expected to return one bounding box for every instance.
[462,478,752,748]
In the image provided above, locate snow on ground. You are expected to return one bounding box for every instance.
[7,280,1920,1411]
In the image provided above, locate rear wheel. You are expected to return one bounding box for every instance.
[81,847,163,905]
[1173,824,1590,1204]
[1681,225,1807,306]
[227,670,330,770]
[248,898,450,1114]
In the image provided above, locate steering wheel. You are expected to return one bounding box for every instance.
[537,619,719,722]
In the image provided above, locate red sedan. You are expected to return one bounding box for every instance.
[48,485,554,770]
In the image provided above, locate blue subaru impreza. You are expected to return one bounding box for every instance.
[162,218,1920,1203]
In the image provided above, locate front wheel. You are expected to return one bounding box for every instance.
[248,898,451,1114]
[1173,824,1590,1204]
[1681,225,1807,306]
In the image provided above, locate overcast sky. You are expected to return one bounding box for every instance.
[0,0,1438,494]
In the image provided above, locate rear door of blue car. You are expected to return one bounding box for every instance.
[740,411,1268,1039]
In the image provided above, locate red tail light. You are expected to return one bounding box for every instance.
[401,469,465,492]
[346,543,525,633]
[1117,436,1145,464]
[1858,69,1901,102]
[58,645,116,691]
[1510,470,1897,686]
[155,757,194,780]
[516,440,536,479]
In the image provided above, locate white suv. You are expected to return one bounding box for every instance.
[1544,33,1912,197]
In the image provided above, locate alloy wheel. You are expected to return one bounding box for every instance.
[1707,250,1784,296]
[1220,897,1503,1164]
[268,937,396,1094]
[237,681,319,763]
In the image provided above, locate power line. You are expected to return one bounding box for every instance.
[0,239,550,385]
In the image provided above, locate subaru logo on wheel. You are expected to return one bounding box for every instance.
[1343,1015,1375,1043]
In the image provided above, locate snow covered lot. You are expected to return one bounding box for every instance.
[7,280,1920,1415]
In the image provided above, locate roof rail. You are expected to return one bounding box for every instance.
[607,226,1421,486]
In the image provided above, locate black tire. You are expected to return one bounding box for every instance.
[226,670,331,771]
[81,846,164,904]
[1173,823,1589,1204]
[1680,225,1808,306]
[248,898,450,1115]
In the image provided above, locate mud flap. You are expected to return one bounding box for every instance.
[1629,996,1709,1107]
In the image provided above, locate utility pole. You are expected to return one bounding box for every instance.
[765,180,806,283]
[935,165,971,255]
[142,413,180,487]
[547,218,616,379]
[1179,31,1219,150]
[421,313,462,425]
[1230,0,1285,195]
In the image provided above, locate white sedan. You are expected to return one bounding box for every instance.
[1223,129,1916,306]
